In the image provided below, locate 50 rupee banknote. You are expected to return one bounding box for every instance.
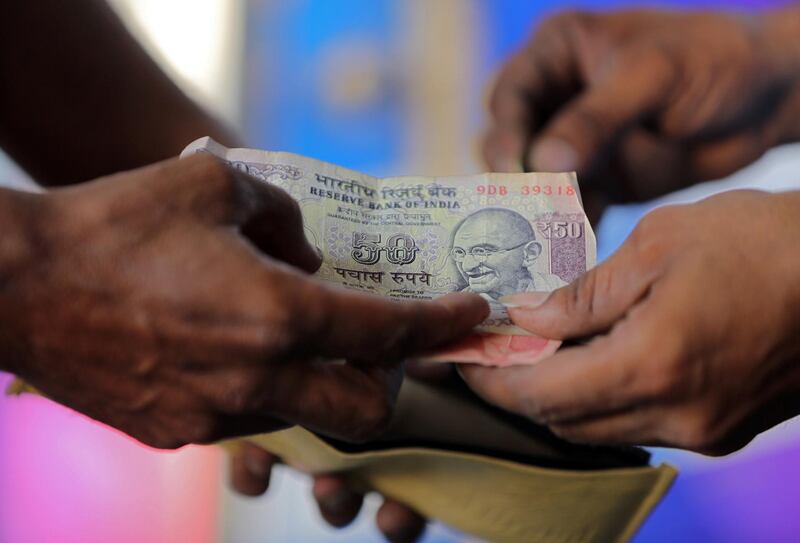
[181,137,596,366]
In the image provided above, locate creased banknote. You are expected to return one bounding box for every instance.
[181,137,596,366]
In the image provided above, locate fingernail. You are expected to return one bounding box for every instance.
[499,291,550,309]
[530,138,578,172]
[244,450,270,479]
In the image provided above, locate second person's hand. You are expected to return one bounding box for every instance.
[461,190,800,455]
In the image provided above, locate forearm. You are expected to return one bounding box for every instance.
[0,0,240,186]
[0,188,42,375]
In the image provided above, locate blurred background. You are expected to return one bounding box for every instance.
[2,1,800,542]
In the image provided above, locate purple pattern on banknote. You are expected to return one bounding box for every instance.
[235,161,302,183]
[416,230,443,273]
[536,212,586,284]
[325,225,349,261]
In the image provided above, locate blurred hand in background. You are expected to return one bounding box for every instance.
[462,190,800,456]
[483,8,800,220]
[227,360,457,543]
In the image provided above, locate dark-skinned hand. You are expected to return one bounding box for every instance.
[0,155,489,450]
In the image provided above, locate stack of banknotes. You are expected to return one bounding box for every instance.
[179,139,677,543]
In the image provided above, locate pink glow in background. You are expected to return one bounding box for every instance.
[0,373,221,543]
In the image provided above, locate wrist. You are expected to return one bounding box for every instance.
[0,188,45,375]
[757,8,800,143]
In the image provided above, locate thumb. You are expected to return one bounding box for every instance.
[501,233,654,339]
[529,50,673,174]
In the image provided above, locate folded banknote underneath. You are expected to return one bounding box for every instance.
[7,378,676,543]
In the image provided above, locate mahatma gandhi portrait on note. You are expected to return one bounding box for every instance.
[450,208,565,300]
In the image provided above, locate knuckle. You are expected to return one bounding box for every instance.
[188,153,235,191]
[637,330,688,399]
[191,152,231,178]
[263,313,298,359]
[277,283,327,353]
[263,185,303,226]
[189,154,246,213]
[553,104,606,147]
[255,281,308,358]
[632,207,670,241]
[518,390,556,423]
[629,207,685,264]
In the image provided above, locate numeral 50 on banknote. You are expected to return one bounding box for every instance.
[352,232,418,266]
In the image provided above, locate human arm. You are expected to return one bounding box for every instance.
[0,0,238,185]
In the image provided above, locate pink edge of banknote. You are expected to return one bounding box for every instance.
[420,333,562,367]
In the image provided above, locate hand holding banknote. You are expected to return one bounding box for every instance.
[0,155,488,449]
[462,190,800,455]
[484,8,800,219]
[182,137,596,367]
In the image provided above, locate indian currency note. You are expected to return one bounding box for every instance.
[181,137,596,366]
